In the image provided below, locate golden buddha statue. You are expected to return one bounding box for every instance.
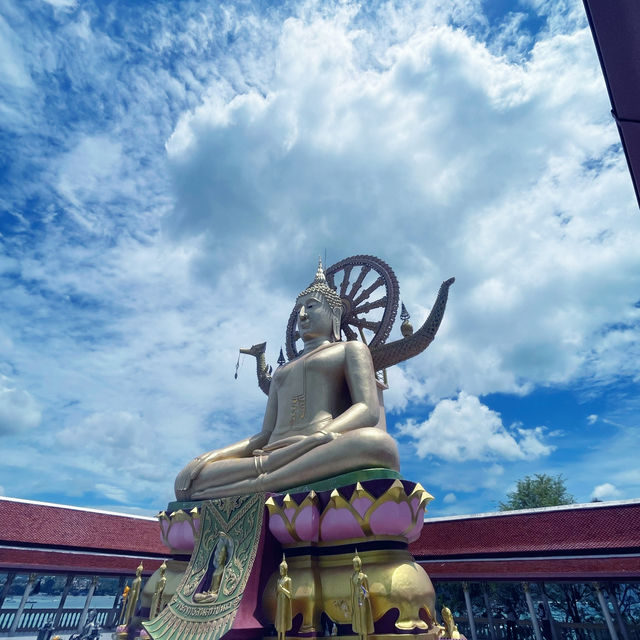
[275,555,293,640]
[350,552,374,640]
[175,261,399,500]
[441,606,461,639]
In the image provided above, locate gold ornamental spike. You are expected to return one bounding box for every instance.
[351,482,375,503]
[387,478,406,501]
[328,488,350,510]
[171,509,190,523]
[298,490,318,509]
[265,496,280,516]
[409,483,435,509]
[189,507,200,518]
[156,510,167,520]
[282,493,297,509]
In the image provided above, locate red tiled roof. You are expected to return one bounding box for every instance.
[0,548,163,575]
[2,497,639,580]
[411,501,640,558]
[0,497,167,556]
[421,555,640,581]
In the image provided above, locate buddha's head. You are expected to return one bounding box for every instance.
[352,552,362,571]
[279,555,288,576]
[296,259,342,342]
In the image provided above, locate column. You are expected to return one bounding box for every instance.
[109,576,127,629]
[53,574,75,628]
[463,582,478,640]
[481,583,498,640]
[606,585,630,640]
[522,582,543,640]
[539,584,560,640]
[77,576,99,632]
[594,583,619,640]
[0,572,16,609]
[9,573,38,635]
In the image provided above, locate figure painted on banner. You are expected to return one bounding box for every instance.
[275,555,293,640]
[441,606,461,639]
[350,552,374,640]
[175,260,399,500]
[123,563,143,625]
[193,534,230,603]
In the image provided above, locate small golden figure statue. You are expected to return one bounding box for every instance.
[350,552,374,640]
[117,585,130,626]
[275,555,293,640]
[193,534,230,603]
[123,562,143,625]
[150,560,167,619]
[441,606,461,639]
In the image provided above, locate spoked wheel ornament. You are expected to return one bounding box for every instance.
[286,255,400,360]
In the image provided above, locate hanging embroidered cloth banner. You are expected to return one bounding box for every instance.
[144,493,265,640]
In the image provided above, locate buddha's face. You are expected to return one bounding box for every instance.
[297,293,334,341]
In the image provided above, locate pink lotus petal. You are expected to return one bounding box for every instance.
[294,505,320,542]
[321,508,365,541]
[369,501,412,536]
[268,513,296,544]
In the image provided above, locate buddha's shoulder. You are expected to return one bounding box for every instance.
[342,340,372,359]
[322,340,370,358]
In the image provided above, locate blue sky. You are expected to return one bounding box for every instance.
[1,0,639,517]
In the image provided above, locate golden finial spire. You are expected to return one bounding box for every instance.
[297,257,341,310]
[314,256,327,284]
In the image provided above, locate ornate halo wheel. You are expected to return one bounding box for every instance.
[286,255,400,360]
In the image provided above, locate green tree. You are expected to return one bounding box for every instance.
[499,473,574,510]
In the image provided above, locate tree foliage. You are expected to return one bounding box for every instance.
[499,473,574,511]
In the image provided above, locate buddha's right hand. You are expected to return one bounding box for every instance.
[174,452,228,498]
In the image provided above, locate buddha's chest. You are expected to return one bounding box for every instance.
[273,345,345,425]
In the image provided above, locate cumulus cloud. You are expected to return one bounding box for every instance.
[399,392,554,461]
[587,414,598,425]
[1,0,639,513]
[165,4,640,409]
[0,375,41,435]
[43,0,77,8]
[591,482,620,501]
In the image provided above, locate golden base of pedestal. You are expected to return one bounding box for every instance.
[279,634,439,640]
[262,544,435,634]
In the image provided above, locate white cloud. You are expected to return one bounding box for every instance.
[164,5,640,412]
[43,0,77,8]
[591,482,620,501]
[0,374,41,435]
[399,392,554,462]
[587,414,598,425]
[443,492,457,504]
[0,16,33,89]
[1,0,639,513]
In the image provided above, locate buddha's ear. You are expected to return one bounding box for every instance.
[332,306,342,342]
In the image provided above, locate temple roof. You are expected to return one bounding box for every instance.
[414,499,640,580]
[583,0,640,209]
[1,496,639,580]
[0,497,166,575]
